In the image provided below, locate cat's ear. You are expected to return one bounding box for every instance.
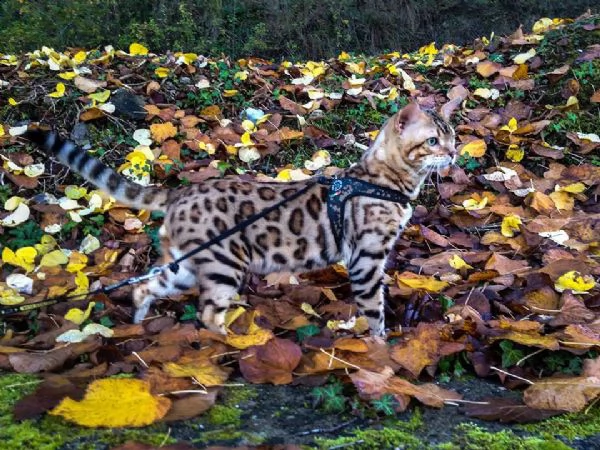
[394,103,421,133]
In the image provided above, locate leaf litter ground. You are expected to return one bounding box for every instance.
[1,12,600,450]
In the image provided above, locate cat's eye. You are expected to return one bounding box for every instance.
[426,137,438,146]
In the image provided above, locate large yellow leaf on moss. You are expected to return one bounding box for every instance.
[50,378,171,427]
[150,122,177,143]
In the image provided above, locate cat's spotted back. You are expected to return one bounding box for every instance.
[24,103,456,335]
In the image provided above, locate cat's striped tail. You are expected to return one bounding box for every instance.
[24,127,168,212]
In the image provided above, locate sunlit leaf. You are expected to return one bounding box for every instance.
[460,139,487,157]
[555,271,596,294]
[39,249,69,267]
[2,247,37,272]
[50,378,171,427]
[506,144,524,162]
[65,302,95,325]
[501,214,522,237]
[129,43,149,56]
[448,255,473,270]
[48,82,66,98]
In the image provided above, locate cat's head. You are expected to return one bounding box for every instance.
[383,103,457,172]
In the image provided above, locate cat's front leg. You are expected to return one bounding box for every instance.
[347,247,387,336]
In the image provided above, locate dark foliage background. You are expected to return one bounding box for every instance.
[0,0,598,58]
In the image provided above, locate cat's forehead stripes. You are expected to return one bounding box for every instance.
[423,109,452,135]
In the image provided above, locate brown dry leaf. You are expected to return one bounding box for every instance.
[239,338,302,384]
[9,340,101,373]
[333,337,369,353]
[50,378,171,427]
[549,291,596,327]
[225,328,274,350]
[279,96,308,115]
[74,76,107,93]
[80,107,106,122]
[418,225,450,247]
[350,366,462,411]
[476,60,502,78]
[150,122,178,143]
[390,323,465,377]
[13,375,85,420]
[263,127,304,142]
[523,376,600,412]
[162,390,218,422]
[485,253,530,275]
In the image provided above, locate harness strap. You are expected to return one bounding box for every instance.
[319,176,411,244]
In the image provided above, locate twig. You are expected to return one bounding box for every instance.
[296,418,358,436]
[320,348,362,370]
[131,351,149,368]
[516,348,545,367]
[4,380,43,389]
[159,428,172,447]
[490,366,534,385]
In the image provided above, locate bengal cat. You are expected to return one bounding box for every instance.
[24,103,456,335]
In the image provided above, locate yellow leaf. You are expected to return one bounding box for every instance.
[501,214,522,237]
[73,51,87,64]
[396,273,449,292]
[150,122,177,143]
[50,378,170,427]
[240,131,254,146]
[65,302,95,325]
[234,70,248,81]
[462,196,488,211]
[225,328,274,349]
[2,247,37,273]
[65,185,88,200]
[460,139,487,157]
[72,271,89,297]
[67,252,88,273]
[88,90,111,103]
[549,191,574,211]
[275,169,292,182]
[129,43,149,56]
[0,285,25,306]
[8,97,19,106]
[48,82,66,98]
[555,271,596,294]
[58,71,77,80]
[506,144,524,162]
[338,51,351,61]
[224,306,246,328]
[223,89,239,97]
[500,117,518,133]
[163,360,230,386]
[449,255,473,270]
[513,48,536,64]
[300,302,321,318]
[558,182,586,194]
[241,120,256,132]
[154,67,169,78]
[39,249,69,267]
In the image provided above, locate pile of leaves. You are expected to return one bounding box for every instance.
[0,12,599,432]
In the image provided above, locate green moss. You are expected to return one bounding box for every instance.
[454,423,573,450]
[191,428,264,445]
[206,404,242,426]
[520,405,600,440]
[315,410,424,449]
[221,384,259,406]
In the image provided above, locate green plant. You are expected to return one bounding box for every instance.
[370,394,397,416]
[456,154,481,171]
[311,377,347,413]
[499,340,525,368]
[2,221,44,250]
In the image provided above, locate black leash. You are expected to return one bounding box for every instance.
[0,176,410,317]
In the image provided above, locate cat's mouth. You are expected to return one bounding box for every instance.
[423,154,455,170]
